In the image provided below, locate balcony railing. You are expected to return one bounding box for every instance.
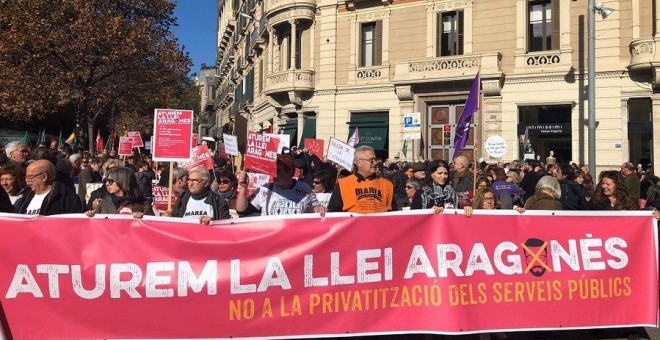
[629,37,658,71]
[264,0,315,25]
[264,69,314,94]
[393,52,501,84]
[217,83,235,110]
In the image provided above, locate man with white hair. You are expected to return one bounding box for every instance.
[169,165,230,224]
[2,141,29,169]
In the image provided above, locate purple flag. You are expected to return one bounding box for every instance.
[453,72,480,159]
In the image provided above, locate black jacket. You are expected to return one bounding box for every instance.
[15,181,83,215]
[172,189,230,221]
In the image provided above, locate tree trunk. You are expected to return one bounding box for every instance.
[87,118,94,153]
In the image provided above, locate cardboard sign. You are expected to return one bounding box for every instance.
[127,131,144,148]
[247,172,272,196]
[153,108,194,161]
[265,133,290,154]
[244,131,279,177]
[118,136,133,156]
[223,134,239,156]
[304,138,325,160]
[485,135,507,159]
[177,144,214,170]
[151,184,177,210]
[327,137,355,170]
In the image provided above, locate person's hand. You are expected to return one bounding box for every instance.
[84,210,96,217]
[200,215,212,225]
[162,210,173,217]
[463,206,473,217]
[132,212,144,219]
[315,205,327,218]
[514,205,525,214]
[432,205,444,214]
[653,209,660,220]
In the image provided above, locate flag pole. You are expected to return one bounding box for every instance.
[473,68,482,195]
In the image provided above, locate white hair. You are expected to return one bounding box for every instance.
[188,165,210,181]
[69,153,81,163]
[4,141,24,158]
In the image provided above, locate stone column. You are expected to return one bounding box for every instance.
[290,19,297,70]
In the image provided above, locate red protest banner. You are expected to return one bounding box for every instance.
[153,108,194,161]
[247,173,271,196]
[177,144,214,170]
[0,211,656,339]
[118,136,133,156]
[244,130,279,177]
[304,138,325,160]
[127,131,144,148]
[151,184,177,210]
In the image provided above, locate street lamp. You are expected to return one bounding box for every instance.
[587,1,615,176]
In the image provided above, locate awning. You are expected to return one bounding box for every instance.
[298,116,316,148]
[347,113,388,150]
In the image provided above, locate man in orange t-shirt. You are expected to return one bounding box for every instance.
[328,145,398,213]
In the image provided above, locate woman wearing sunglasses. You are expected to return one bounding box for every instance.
[214,170,238,217]
[85,167,154,218]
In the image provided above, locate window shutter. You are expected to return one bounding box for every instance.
[551,0,560,50]
[374,20,383,66]
[436,12,443,57]
[457,10,464,55]
[359,23,365,67]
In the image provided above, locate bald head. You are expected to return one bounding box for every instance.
[27,159,56,185]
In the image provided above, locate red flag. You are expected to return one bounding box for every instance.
[95,130,104,152]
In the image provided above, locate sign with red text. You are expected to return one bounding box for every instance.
[153,108,194,161]
[304,138,325,160]
[244,131,279,177]
[177,144,214,170]
[151,185,177,210]
[127,131,144,148]
[0,211,656,339]
[118,136,133,156]
[247,173,272,196]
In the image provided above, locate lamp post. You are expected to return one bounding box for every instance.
[587,1,615,176]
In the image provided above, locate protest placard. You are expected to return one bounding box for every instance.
[153,108,194,161]
[327,137,355,170]
[247,173,272,196]
[177,144,214,170]
[223,134,239,156]
[244,131,279,177]
[127,131,144,148]
[151,184,177,210]
[118,136,133,156]
[304,138,324,160]
[265,133,290,153]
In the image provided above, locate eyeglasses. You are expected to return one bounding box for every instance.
[484,196,496,201]
[105,178,115,185]
[312,180,321,185]
[359,158,377,164]
[405,185,417,190]
[188,178,205,184]
[218,179,231,184]
[15,149,29,154]
[25,172,45,181]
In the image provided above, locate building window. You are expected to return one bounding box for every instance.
[437,11,463,57]
[360,21,382,67]
[528,0,559,52]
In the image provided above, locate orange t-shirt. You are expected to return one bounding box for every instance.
[337,174,394,213]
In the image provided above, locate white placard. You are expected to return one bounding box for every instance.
[223,134,239,156]
[265,133,290,153]
[327,137,355,170]
[485,135,507,159]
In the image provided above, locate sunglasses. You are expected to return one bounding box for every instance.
[406,185,416,189]
[312,180,321,185]
[218,179,231,184]
[105,178,115,185]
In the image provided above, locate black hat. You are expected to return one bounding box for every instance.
[411,162,426,172]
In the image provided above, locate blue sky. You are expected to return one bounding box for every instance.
[172,1,218,76]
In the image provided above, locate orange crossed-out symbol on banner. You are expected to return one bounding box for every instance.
[520,241,553,274]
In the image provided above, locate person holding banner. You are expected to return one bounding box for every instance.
[237,154,326,217]
[411,160,457,213]
[327,145,397,213]
[84,167,154,218]
[169,165,230,224]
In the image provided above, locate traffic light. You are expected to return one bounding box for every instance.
[442,124,451,145]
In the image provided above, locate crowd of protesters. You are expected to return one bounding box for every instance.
[1,137,659,223]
